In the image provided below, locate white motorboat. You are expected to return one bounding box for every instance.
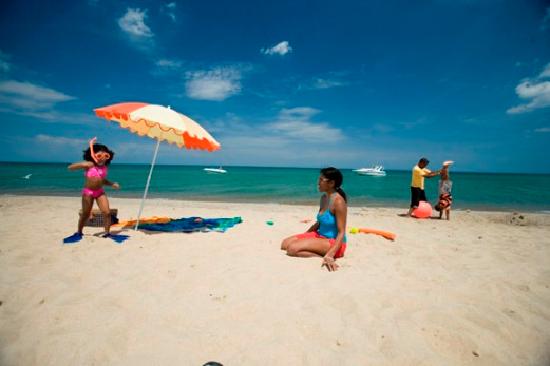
[352,165,386,176]
[203,167,227,174]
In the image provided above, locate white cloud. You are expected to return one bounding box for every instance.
[507,80,550,114]
[311,78,345,89]
[296,72,350,91]
[0,80,75,110]
[267,107,344,142]
[299,77,347,91]
[279,107,320,119]
[539,62,550,78]
[156,58,182,69]
[8,109,95,124]
[535,127,550,133]
[152,59,184,77]
[0,50,10,72]
[35,134,88,148]
[118,8,153,38]
[185,66,242,101]
[0,80,93,124]
[199,109,349,167]
[507,63,550,114]
[261,41,292,56]
[162,2,177,22]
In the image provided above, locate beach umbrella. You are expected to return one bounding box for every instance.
[94,102,220,229]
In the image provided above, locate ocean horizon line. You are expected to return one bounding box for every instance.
[2,161,549,212]
[1,160,548,176]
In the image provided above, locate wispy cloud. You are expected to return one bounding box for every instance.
[151,58,184,77]
[0,80,93,124]
[0,80,75,110]
[118,8,154,51]
[162,2,177,22]
[541,6,550,31]
[507,62,550,114]
[311,78,346,89]
[118,8,153,38]
[261,41,292,56]
[0,50,11,72]
[35,134,88,148]
[155,58,183,71]
[200,109,350,166]
[298,72,349,91]
[279,107,320,119]
[535,127,550,133]
[266,107,344,142]
[185,66,243,101]
[539,62,550,78]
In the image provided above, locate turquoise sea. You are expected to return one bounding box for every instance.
[1,162,549,212]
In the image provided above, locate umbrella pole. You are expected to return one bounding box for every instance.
[135,139,161,230]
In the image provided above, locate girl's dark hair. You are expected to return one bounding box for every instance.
[320,167,347,202]
[83,143,115,166]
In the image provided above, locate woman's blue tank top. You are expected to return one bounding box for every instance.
[317,194,346,242]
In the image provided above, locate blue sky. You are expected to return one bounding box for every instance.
[1,0,549,172]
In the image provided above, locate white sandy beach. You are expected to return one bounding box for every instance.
[1,195,550,366]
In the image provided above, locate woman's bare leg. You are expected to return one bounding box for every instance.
[281,235,300,250]
[286,237,331,257]
[78,195,94,234]
[96,194,111,234]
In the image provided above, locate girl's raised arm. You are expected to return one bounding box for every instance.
[68,161,94,171]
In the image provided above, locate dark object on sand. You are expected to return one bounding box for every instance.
[79,208,119,227]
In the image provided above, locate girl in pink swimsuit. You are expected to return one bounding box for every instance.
[65,138,120,242]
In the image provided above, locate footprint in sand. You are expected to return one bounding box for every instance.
[209,294,227,302]
[502,308,523,322]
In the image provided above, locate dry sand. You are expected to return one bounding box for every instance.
[1,195,550,366]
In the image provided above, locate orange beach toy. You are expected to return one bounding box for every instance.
[112,216,171,229]
[349,227,396,241]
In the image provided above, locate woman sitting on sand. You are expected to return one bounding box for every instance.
[281,167,348,272]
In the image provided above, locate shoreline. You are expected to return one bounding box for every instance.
[2,192,550,214]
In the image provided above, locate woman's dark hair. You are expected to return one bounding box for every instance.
[320,167,347,202]
[83,143,115,166]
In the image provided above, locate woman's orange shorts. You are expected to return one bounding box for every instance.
[294,231,347,258]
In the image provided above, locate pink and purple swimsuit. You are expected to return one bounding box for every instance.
[82,165,108,198]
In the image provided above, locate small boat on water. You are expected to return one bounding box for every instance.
[352,165,386,176]
[204,167,227,174]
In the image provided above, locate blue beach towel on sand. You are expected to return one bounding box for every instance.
[138,216,242,233]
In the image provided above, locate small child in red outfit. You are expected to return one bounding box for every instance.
[435,161,453,220]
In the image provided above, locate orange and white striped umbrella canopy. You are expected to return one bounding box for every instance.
[94,102,220,151]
